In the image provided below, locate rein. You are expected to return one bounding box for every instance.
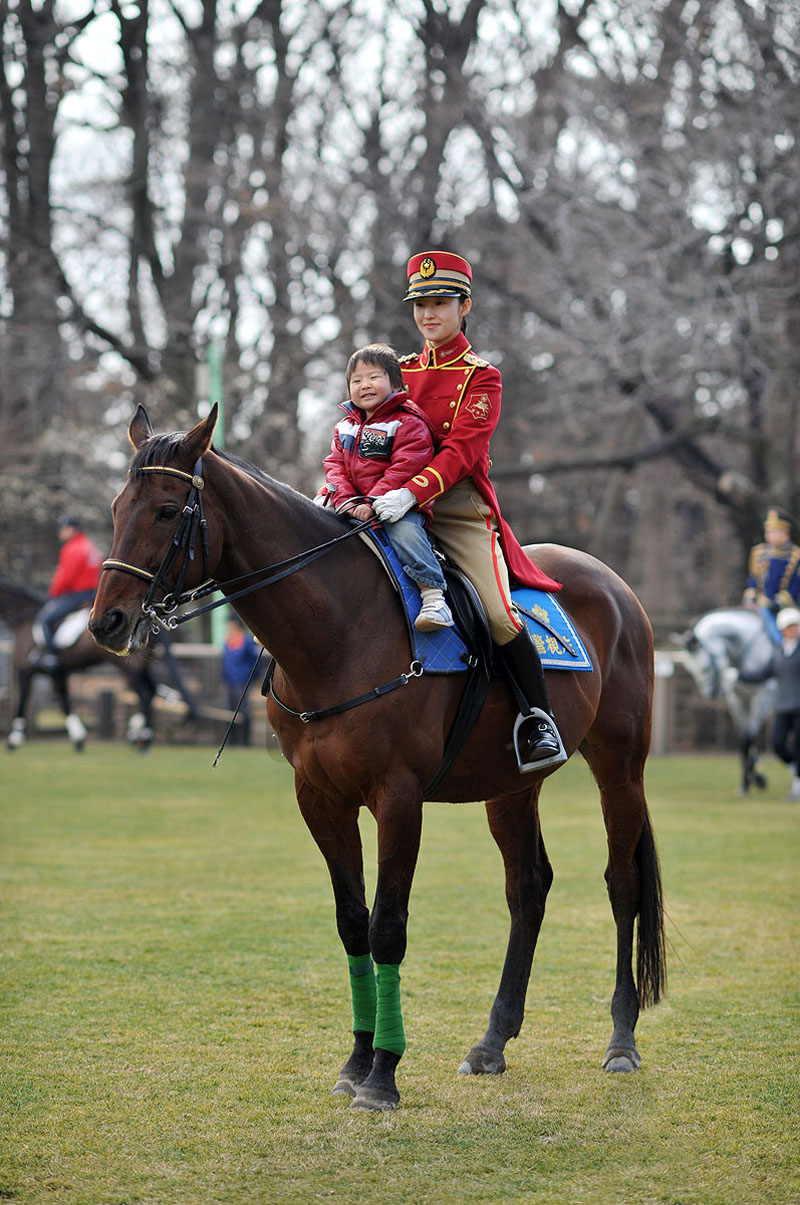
[103,457,421,728]
[102,460,378,633]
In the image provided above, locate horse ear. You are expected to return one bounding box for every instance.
[129,405,154,449]
[183,403,218,461]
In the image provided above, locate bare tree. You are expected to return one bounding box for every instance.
[0,0,796,620]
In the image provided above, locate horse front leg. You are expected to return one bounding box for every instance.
[7,665,33,749]
[52,670,87,752]
[349,779,424,1112]
[460,786,552,1076]
[294,779,374,1097]
[127,669,156,751]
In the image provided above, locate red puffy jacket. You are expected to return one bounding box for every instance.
[321,390,436,519]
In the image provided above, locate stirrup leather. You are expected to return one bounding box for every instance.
[512,707,567,773]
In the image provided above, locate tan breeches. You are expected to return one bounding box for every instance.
[429,480,523,645]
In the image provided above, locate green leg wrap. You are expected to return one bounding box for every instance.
[347,953,377,1034]
[373,962,406,1056]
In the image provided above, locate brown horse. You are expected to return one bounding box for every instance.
[2,576,197,751]
[89,404,665,1111]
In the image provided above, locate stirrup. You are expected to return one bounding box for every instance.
[512,707,567,773]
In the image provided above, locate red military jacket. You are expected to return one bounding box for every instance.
[49,532,102,597]
[399,331,560,592]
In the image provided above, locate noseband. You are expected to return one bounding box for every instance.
[102,459,209,630]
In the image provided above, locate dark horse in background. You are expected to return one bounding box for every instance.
[1,576,197,751]
[89,405,665,1112]
[680,608,778,796]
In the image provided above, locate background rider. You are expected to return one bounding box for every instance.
[32,515,102,667]
[742,506,800,643]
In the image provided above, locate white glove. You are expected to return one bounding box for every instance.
[312,492,328,508]
[372,487,416,523]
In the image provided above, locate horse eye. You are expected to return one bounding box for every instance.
[157,505,179,521]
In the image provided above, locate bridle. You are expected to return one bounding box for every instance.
[102,459,211,632]
[101,457,379,634]
[101,456,425,730]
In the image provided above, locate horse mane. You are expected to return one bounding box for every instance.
[130,434,339,525]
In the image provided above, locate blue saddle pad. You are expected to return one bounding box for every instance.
[364,527,592,674]
[512,589,593,671]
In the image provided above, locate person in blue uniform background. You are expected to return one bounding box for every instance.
[742,506,800,643]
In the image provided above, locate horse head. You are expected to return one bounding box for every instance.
[680,624,728,699]
[89,404,219,656]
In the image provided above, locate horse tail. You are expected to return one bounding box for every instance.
[635,810,666,1009]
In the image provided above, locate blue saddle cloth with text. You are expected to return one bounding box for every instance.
[364,527,592,674]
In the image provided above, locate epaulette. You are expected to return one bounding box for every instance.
[397,352,417,364]
[463,351,489,367]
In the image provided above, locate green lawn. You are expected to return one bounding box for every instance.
[1,744,798,1204]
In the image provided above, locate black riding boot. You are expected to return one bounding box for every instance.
[499,627,566,772]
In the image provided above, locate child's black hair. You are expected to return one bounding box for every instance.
[346,343,404,392]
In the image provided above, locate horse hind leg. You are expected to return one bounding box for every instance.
[584,745,666,1072]
[460,785,552,1076]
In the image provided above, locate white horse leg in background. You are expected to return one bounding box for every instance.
[720,675,778,796]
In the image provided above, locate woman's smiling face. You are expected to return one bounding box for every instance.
[412,296,472,347]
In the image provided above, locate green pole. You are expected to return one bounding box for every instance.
[205,343,227,648]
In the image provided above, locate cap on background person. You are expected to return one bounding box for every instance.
[57,514,82,531]
[764,506,791,534]
[776,608,800,632]
[403,252,472,302]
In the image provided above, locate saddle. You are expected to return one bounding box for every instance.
[362,527,592,794]
[32,608,92,651]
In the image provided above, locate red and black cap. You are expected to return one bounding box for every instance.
[403,251,472,302]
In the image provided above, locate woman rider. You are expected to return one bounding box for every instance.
[372,251,565,769]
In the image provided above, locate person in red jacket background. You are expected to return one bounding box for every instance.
[34,515,102,660]
[316,343,454,630]
[372,251,564,770]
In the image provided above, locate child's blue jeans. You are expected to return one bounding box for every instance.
[383,512,446,590]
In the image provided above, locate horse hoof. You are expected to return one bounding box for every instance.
[458,1046,506,1075]
[331,1076,360,1097]
[350,1086,399,1112]
[602,1047,641,1072]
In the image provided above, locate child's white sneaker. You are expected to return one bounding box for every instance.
[415,592,454,631]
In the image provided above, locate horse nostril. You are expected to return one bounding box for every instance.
[89,609,127,638]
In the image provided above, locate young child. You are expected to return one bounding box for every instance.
[772,608,800,800]
[315,343,453,631]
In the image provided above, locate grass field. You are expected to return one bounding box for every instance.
[1,743,798,1205]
